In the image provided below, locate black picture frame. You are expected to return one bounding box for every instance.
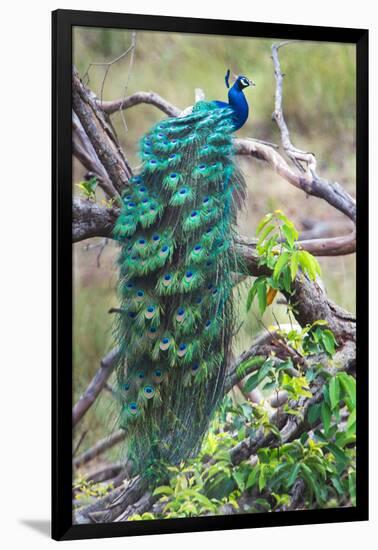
[52,8,369,541]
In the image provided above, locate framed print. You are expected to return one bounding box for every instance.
[52,9,368,541]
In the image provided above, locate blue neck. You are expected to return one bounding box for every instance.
[227,81,249,131]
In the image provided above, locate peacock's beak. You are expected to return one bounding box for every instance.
[249,79,256,86]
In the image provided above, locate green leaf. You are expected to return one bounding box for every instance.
[258,223,275,244]
[282,224,298,248]
[286,463,300,488]
[153,485,174,497]
[298,250,321,280]
[246,284,258,312]
[326,443,349,470]
[257,214,273,235]
[290,251,299,281]
[329,376,341,410]
[321,329,337,356]
[233,471,246,492]
[331,475,344,496]
[300,463,319,502]
[272,252,290,282]
[346,408,356,432]
[348,471,356,506]
[258,464,267,492]
[320,402,331,434]
[257,279,267,315]
[338,372,356,409]
[307,403,321,424]
[257,359,275,383]
[236,356,265,380]
[246,466,259,489]
[243,371,260,393]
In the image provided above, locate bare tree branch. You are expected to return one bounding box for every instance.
[99,91,181,118]
[72,197,118,243]
[72,347,120,427]
[74,429,126,468]
[234,138,356,225]
[72,67,132,197]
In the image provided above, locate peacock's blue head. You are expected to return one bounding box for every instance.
[225,68,255,90]
[235,75,255,90]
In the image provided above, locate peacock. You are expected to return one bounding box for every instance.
[113,71,254,473]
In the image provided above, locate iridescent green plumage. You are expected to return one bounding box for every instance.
[114,100,246,472]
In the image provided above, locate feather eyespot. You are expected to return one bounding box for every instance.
[159,337,171,351]
[143,385,155,399]
[145,305,156,319]
[177,343,187,357]
[129,402,138,415]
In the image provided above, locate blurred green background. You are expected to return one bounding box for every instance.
[72,28,356,470]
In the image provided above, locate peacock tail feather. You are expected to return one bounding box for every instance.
[113,100,246,473]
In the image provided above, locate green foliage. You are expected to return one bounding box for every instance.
[247,211,321,315]
[75,176,98,200]
[128,373,356,520]
[126,204,355,518]
[73,476,114,507]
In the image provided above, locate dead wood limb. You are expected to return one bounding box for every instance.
[85,464,124,484]
[99,91,181,117]
[72,197,118,243]
[234,138,356,225]
[74,429,126,468]
[72,347,120,427]
[72,67,131,197]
